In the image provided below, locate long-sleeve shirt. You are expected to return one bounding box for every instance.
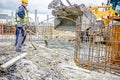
[18,5,26,19]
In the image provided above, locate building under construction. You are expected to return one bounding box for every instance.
[0,0,120,80]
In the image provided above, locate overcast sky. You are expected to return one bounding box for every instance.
[0,0,107,21]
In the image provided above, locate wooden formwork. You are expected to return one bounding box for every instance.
[2,24,16,34]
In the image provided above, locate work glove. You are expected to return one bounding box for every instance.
[20,18,24,23]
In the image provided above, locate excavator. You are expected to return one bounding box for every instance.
[48,0,120,30]
[48,0,120,73]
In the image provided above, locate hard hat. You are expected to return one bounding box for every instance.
[21,0,28,3]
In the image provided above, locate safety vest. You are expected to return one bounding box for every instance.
[15,6,29,25]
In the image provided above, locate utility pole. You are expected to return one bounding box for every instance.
[11,12,14,24]
[47,15,49,26]
[35,9,37,25]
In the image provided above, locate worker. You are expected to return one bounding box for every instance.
[15,0,29,52]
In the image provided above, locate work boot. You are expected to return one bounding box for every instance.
[16,49,26,53]
[15,49,22,52]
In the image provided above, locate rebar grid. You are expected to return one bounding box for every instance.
[74,19,120,73]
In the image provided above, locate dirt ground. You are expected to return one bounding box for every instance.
[0,40,120,80]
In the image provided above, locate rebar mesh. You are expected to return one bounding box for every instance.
[74,20,120,73]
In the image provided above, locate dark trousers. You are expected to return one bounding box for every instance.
[15,27,26,46]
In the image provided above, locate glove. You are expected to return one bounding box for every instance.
[20,18,24,23]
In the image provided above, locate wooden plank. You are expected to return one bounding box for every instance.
[57,64,91,73]
[0,53,28,71]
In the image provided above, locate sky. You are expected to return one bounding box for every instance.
[0,0,107,22]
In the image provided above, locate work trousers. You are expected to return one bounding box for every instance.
[15,24,27,52]
[15,27,26,46]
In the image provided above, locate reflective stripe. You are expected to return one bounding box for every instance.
[14,10,18,25]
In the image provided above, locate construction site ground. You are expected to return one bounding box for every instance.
[0,40,120,80]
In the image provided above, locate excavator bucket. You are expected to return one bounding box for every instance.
[52,4,97,31]
[52,5,84,31]
[54,15,77,31]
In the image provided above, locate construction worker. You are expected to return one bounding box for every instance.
[15,0,29,52]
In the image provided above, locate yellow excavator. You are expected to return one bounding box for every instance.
[88,3,120,25]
